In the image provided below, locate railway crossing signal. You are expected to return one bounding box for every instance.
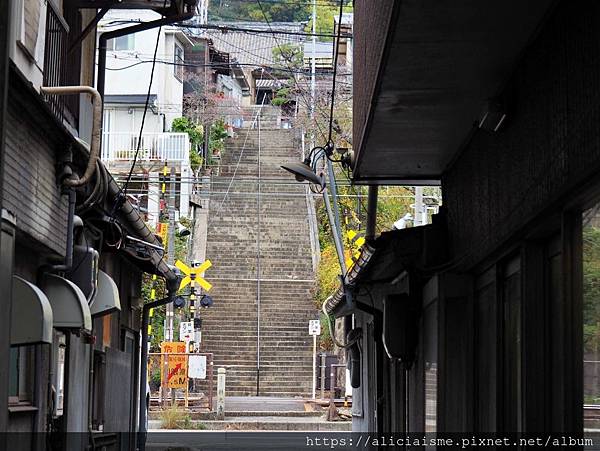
[176,259,213,292]
[345,230,365,268]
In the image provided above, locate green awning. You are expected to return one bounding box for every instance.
[90,270,121,317]
[42,274,92,332]
[11,276,53,345]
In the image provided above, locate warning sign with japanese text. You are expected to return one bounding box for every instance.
[160,341,188,389]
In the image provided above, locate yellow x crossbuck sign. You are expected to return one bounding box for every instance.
[175,259,213,292]
[345,230,366,269]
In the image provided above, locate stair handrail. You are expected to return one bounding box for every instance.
[208,97,267,226]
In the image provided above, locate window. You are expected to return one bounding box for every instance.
[107,35,135,51]
[583,205,600,425]
[502,256,522,432]
[15,0,43,59]
[423,300,437,433]
[91,351,106,431]
[475,268,497,431]
[9,346,35,405]
[174,43,184,81]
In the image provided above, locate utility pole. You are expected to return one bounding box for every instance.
[310,0,317,149]
[199,0,209,27]
[166,166,176,341]
[414,186,424,226]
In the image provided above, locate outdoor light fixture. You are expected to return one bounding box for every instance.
[479,99,507,132]
[177,223,190,237]
[340,150,354,171]
[281,158,324,187]
[282,144,347,277]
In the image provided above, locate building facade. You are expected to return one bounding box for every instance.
[333,0,600,436]
[99,9,194,224]
[0,1,191,450]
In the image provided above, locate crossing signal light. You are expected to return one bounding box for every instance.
[200,295,213,308]
[173,295,186,309]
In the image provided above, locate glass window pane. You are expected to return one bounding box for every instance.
[583,206,600,430]
[174,44,184,80]
[475,272,497,431]
[503,257,522,432]
[424,302,437,433]
[9,347,18,398]
[114,35,134,51]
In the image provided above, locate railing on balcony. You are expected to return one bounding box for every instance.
[101,132,190,163]
[43,1,69,121]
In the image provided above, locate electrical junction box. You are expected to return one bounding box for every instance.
[67,244,99,302]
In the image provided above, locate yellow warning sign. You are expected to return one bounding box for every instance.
[176,259,213,291]
[156,223,168,244]
[160,342,188,389]
[345,230,365,268]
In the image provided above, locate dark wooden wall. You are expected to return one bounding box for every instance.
[444,0,600,270]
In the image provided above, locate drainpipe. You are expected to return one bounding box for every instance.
[37,86,101,274]
[365,185,378,240]
[97,10,195,101]
[39,86,102,187]
[138,294,176,451]
[105,175,179,293]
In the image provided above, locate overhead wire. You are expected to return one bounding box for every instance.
[326,0,344,146]
[254,0,333,141]
[207,94,268,226]
[115,1,166,209]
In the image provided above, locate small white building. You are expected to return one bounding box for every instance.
[98,10,195,223]
[303,41,334,71]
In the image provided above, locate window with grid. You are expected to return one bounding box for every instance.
[174,43,184,81]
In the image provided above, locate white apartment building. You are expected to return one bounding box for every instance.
[99,10,194,223]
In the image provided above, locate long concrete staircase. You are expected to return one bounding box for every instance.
[198,124,318,397]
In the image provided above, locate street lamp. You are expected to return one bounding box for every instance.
[281,158,325,186]
[281,145,347,276]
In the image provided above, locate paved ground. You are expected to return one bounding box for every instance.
[222,396,307,412]
[148,396,351,433]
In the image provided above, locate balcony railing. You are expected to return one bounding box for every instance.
[101,132,190,163]
[42,2,80,128]
[43,2,69,121]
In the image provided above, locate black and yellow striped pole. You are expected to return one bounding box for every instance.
[147,274,157,344]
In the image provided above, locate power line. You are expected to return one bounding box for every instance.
[105,20,352,39]
[212,0,351,6]
[326,0,344,145]
[197,23,351,39]
[102,54,354,79]
[254,0,330,141]
[119,2,166,203]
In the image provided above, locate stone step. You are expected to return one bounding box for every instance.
[198,128,316,396]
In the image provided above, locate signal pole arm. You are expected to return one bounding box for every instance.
[138,294,176,451]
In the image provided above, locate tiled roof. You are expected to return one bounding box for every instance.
[203,21,305,67]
